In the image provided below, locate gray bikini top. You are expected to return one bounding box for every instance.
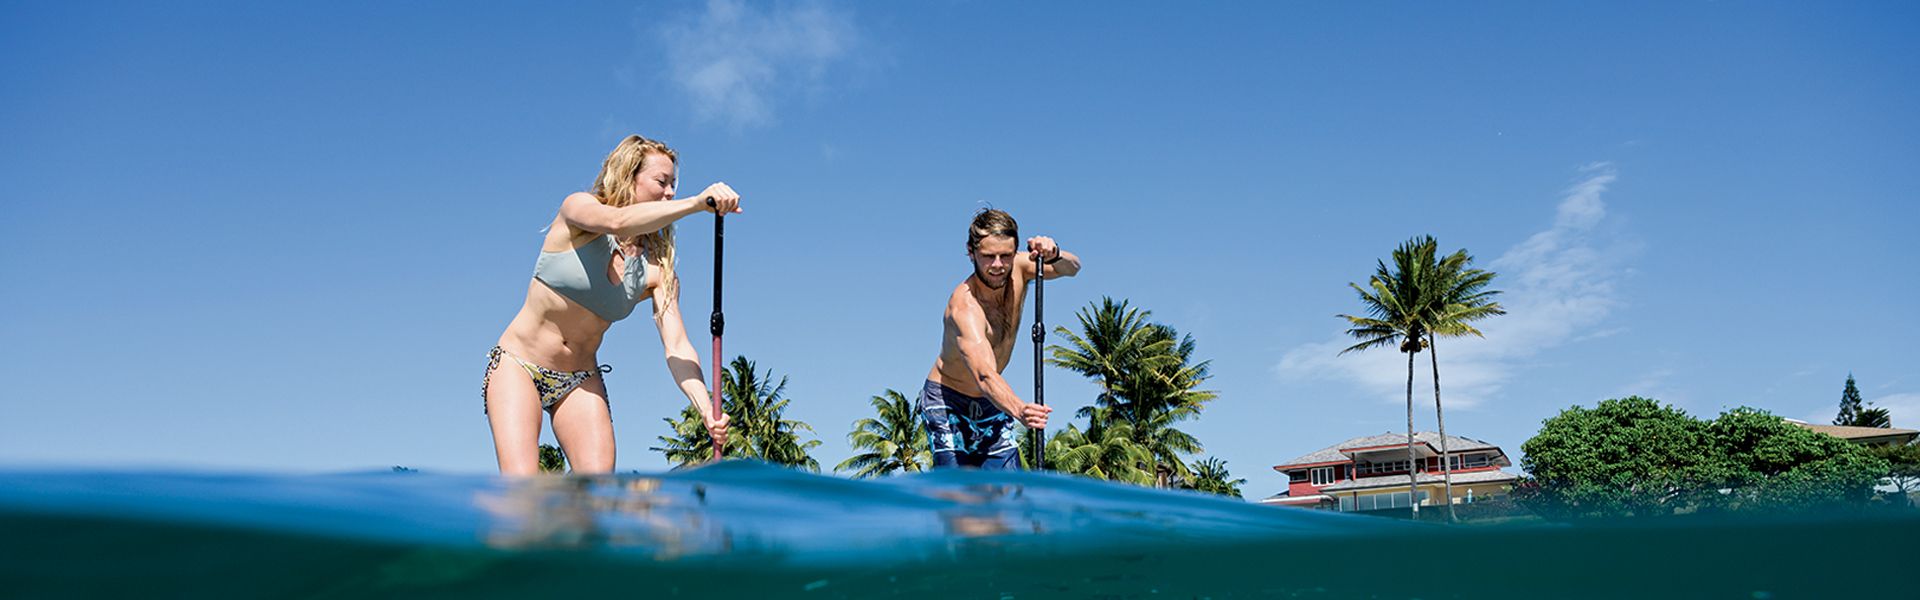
[533,235,647,322]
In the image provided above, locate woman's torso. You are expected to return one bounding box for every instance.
[497,216,655,371]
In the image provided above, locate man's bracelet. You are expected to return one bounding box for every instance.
[1045,252,1066,265]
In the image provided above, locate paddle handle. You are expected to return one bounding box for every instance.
[1031,251,1045,469]
[708,198,725,461]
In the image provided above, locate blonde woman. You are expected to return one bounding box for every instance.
[482,135,740,475]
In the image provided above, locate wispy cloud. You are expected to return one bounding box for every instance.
[1616,365,1690,408]
[1867,392,1920,430]
[1276,163,1632,409]
[655,0,860,129]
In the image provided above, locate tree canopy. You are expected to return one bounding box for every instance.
[1521,396,1889,518]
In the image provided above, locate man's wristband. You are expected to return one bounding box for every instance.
[1044,252,1065,265]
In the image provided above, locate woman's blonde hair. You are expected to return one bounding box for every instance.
[591,134,681,315]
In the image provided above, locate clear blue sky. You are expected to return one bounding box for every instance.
[4,1,1917,499]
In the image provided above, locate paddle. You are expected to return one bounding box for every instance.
[707,197,726,462]
[1030,251,1046,469]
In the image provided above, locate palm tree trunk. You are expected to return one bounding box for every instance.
[1430,332,1456,523]
[1405,349,1419,519]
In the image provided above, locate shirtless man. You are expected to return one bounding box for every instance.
[922,208,1081,469]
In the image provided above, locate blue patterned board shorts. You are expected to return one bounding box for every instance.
[919,380,1021,470]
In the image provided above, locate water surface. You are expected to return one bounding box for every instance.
[3,461,1913,598]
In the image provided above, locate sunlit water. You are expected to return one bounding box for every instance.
[2,461,1914,598]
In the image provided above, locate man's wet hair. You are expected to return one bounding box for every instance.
[967,208,1018,253]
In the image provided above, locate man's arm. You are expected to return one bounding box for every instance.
[1020,236,1081,280]
[949,297,1051,429]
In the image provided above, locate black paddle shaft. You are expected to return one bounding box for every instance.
[1031,251,1046,468]
[709,198,724,338]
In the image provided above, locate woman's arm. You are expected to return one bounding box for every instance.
[559,193,707,239]
[558,184,741,239]
[651,268,731,441]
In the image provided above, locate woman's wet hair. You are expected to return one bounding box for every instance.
[591,135,682,315]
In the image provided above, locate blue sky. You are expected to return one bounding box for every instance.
[3,1,1917,499]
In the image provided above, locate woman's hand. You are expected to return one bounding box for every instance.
[704,410,731,449]
[698,183,742,214]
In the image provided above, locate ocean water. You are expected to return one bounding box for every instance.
[2,461,1914,599]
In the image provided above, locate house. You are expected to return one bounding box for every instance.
[1785,420,1918,447]
[1262,431,1520,513]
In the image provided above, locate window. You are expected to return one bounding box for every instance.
[1310,466,1334,486]
[1358,460,1412,476]
[1448,453,1493,470]
[1289,470,1307,483]
[1341,490,1434,512]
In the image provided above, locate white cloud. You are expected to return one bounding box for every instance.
[1276,164,1631,409]
[655,0,860,129]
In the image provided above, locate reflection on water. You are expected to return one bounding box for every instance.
[477,475,728,559]
[474,472,1067,565]
[925,483,1047,564]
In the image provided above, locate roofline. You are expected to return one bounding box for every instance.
[1261,495,1331,505]
[1276,446,1511,471]
[1320,473,1520,493]
[1272,460,1350,471]
[1341,442,1441,454]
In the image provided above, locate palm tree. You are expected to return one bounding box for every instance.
[1049,298,1165,408]
[1179,456,1247,497]
[1046,408,1155,485]
[1118,376,1207,485]
[1339,236,1439,518]
[1018,426,1048,470]
[1050,298,1216,487]
[1854,407,1894,428]
[654,403,720,466]
[1114,324,1214,487]
[835,389,931,478]
[717,356,821,470]
[538,443,567,473]
[652,356,821,471]
[1420,245,1504,521]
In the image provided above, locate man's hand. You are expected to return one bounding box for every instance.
[1018,402,1053,429]
[1026,236,1059,263]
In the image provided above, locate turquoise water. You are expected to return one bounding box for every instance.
[2,461,1915,598]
